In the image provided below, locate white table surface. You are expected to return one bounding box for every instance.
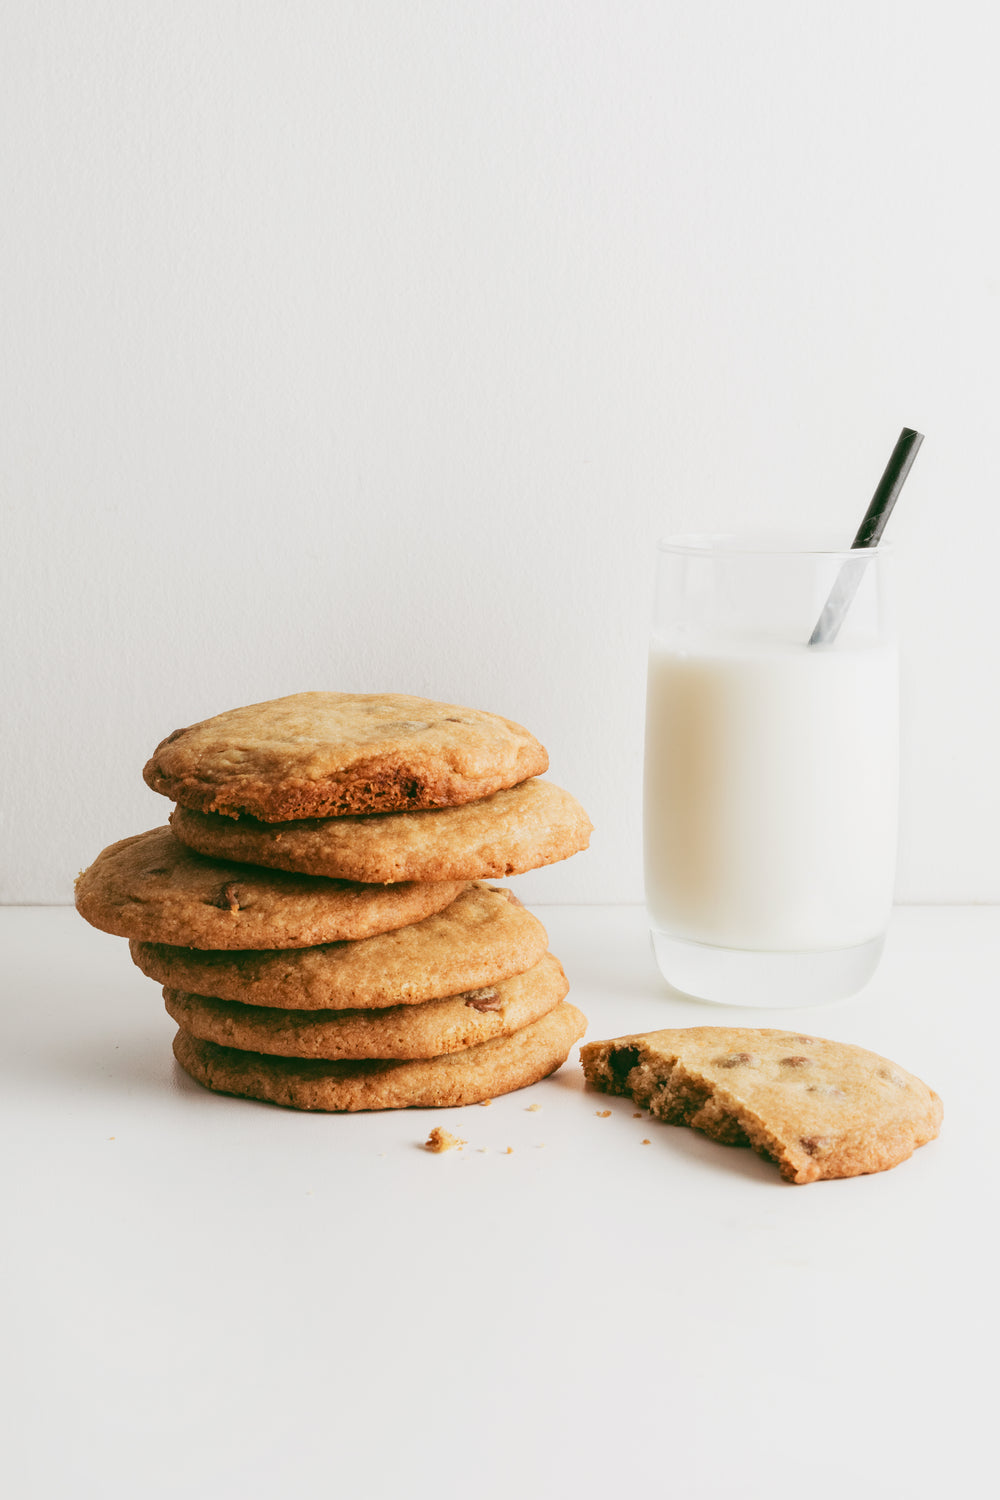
[2,903,995,1500]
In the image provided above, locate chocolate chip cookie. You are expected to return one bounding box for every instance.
[143,692,548,820]
[580,1026,942,1183]
[169,778,592,883]
[75,827,465,949]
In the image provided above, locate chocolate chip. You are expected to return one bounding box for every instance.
[800,1136,832,1156]
[780,1056,813,1068]
[713,1052,756,1068]
[609,1046,641,1083]
[215,882,242,913]
[464,988,502,1012]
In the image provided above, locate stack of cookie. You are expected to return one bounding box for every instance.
[75,692,591,1112]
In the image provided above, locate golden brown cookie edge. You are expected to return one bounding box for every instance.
[168,779,592,882]
[161,952,570,1060]
[172,999,587,1111]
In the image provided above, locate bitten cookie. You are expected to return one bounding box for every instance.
[172,1000,588,1110]
[162,951,568,1060]
[75,827,465,949]
[143,692,548,820]
[580,1026,942,1184]
[169,778,592,883]
[130,883,547,1009]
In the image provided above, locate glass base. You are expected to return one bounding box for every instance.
[649,929,886,1008]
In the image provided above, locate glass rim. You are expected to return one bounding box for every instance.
[655,531,894,560]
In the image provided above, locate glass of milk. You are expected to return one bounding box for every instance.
[644,534,898,1006]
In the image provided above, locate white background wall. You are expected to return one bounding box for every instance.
[2,1,998,906]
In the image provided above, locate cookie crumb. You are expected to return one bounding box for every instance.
[596,1110,612,1118]
[632,1112,642,1118]
[526,1103,541,1112]
[641,1138,651,1145]
[504,1146,514,1154]
[424,1127,466,1153]
[479,1099,493,1107]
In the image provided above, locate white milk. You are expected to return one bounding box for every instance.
[644,634,899,953]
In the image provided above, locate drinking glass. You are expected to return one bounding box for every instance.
[644,533,897,1006]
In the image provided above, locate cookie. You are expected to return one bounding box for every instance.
[172,1000,588,1110]
[75,827,466,949]
[143,692,548,821]
[169,778,592,883]
[162,951,568,1060]
[580,1026,942,1184]
[130,883,547,1008]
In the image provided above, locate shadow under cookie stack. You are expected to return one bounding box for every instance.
[75,693,591,1113]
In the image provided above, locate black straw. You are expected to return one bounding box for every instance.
[808,427,924,646]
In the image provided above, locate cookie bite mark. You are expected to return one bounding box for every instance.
[630,1052,801,1172]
